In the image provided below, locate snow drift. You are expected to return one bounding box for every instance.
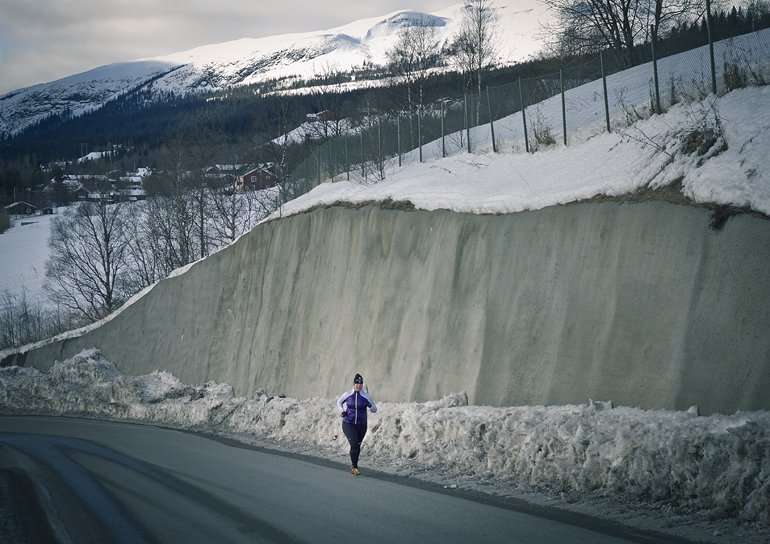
[2,349,769,525]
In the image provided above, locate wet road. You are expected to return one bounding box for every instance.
[0,416,689,544]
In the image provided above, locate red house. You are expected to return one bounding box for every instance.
[235,164,276,191]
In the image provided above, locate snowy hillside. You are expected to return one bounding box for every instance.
[276,85,770,218]
[0,1,548,137]
[273,29,770,219]
[0,61,180,138]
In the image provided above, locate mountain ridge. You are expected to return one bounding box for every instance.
[0,1,547,138]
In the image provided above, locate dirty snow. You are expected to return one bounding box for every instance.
[2,349,769,539]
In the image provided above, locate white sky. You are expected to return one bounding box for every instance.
[0,0,452,94]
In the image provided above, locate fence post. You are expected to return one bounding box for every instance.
[464,94,471,153]
[705,0,718,95]
[560,67,567,146]
[418,105,423,163]
[397,114,402,167]
[518,78,530,153]
[651,25,662,113]
[360,126,365,180]
[377,116,383,178]
[486,87,497,153]
[441,101,446,158]
[600,51,611,133]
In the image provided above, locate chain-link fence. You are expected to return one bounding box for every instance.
[282,25,770,201]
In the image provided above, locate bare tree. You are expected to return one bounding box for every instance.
[452,0,498,122]
[143,191,197,275]
[388,21,442,113]
[190,172,211,260]
[123,204,165,291]
[649,0,703,41]
[263,100,299,214]
[0,289,71,350]
[244,186,281,225]
[209,185,246,245]
[544,0,705,62]
[45,201,130,321]
[747,0,770,29]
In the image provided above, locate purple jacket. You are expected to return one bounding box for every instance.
[336,389,378,425]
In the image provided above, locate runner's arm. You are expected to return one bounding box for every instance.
[336,391,349,414]
[364,391,377,413]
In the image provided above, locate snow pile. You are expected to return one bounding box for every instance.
[3,350,770,525]
[274,84,770,218]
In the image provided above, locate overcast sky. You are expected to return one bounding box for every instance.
[0,0,451,94]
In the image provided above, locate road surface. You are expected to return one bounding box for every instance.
[0,416,691,544]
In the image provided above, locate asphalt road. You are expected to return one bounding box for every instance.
[0,416,691,544]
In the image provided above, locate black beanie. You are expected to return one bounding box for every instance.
[353,373,364,384]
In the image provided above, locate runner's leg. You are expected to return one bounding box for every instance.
[342,422,359,467]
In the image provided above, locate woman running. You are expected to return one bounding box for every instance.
[336,373,377,475]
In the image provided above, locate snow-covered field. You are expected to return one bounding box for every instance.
[0,213,57,305]
[2,349,769,540]
[0,188,279,312]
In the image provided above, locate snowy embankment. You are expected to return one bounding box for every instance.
[2,350,768,526]
[275,84,770,219]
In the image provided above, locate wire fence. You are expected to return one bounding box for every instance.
[281,25,770,200]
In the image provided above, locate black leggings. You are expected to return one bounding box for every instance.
[342,422,368,468]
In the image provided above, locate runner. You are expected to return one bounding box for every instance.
[336,373,377,476]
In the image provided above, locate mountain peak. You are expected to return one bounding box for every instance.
[0,1,548,138]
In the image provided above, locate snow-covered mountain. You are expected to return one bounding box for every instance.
[0,1,548,138]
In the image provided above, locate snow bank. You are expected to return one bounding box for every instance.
[3,349,769,525]
[273,85,770,219]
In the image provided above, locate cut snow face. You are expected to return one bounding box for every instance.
[2,349,769,529]
[273,84,770,219]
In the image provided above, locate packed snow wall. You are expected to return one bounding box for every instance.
[4,201,770,414]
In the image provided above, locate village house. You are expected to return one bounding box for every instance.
[235,163,276,191]
[203,164,246,187]
[4,201,39,215]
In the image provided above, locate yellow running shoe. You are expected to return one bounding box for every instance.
[351,467,361,476]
